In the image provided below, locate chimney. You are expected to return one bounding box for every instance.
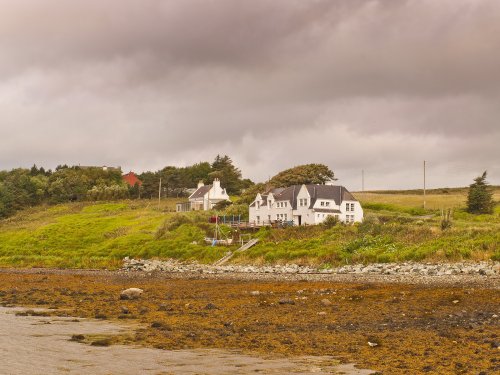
[325,179,335,186]
[213,178,221,189]
[197,180,204,189]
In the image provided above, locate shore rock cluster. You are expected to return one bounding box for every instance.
[123,257,499,277]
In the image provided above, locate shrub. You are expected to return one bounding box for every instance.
[358,214,381,235]
[322,215,339,229]
[213,200,232,210]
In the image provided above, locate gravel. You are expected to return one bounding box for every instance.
[123,257,498,277]
[121,257,500,288]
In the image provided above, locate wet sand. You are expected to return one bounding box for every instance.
[0,307,374,375]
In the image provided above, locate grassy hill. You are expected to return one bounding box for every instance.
[0,199,228,268]
[0,188,498,268]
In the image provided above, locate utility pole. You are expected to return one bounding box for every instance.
[423,161,426,210]
[362,169,365,192]
[158,177,162,210]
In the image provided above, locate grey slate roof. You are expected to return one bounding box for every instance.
[249,194,268,208]
[269,184,357,209]
[189,185,212,199]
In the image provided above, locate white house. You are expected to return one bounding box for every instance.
[248,183,363,225]
[176,178,231,212]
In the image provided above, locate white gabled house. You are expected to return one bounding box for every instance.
[176,178,231,212]
[249,183,363,225]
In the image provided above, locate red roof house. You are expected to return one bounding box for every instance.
[122,172,142,187]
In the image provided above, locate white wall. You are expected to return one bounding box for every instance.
[189,178,231,211]
[340,200,364,223]
[295,185,314,225]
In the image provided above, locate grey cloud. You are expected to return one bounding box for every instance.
[0,0,499,189]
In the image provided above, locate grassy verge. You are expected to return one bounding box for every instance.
[0,190,498,268]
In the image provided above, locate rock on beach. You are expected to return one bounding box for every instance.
[120,288,143,300]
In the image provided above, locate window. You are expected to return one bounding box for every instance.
[351,203,355,211]
[321,201,325,207]
[284,214,287,221]
[345,203,350,211]
[325,202,330,207]
[256,216,260,223]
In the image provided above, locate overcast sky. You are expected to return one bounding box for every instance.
[1,0,499,190]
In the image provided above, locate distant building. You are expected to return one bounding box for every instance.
[249,183,363,226]
[122,172,142,187]
[78,165,121,172]
[176,179,231,212]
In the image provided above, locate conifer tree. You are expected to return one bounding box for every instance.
[466,171,494,214]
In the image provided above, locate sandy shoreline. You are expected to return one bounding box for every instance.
[1,268,499,374]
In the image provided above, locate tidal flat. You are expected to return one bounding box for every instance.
[0,269,498,374]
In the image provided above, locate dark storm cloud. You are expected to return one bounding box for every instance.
[0,0,499,189]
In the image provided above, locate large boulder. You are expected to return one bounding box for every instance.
[120,288,143,300]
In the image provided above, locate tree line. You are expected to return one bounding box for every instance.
[139,155,253,199]
[0,155,252,218]
[1,157,493,219]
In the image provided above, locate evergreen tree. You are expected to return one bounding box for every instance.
[210,155,243,195]
[466,171,494,214]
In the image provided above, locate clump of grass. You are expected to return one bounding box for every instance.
[90,337,112,347]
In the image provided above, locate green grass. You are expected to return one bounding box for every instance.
[0,189,499,268]
[0,200,229,268]
[234,210,499,265]
[235,190,500,265]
